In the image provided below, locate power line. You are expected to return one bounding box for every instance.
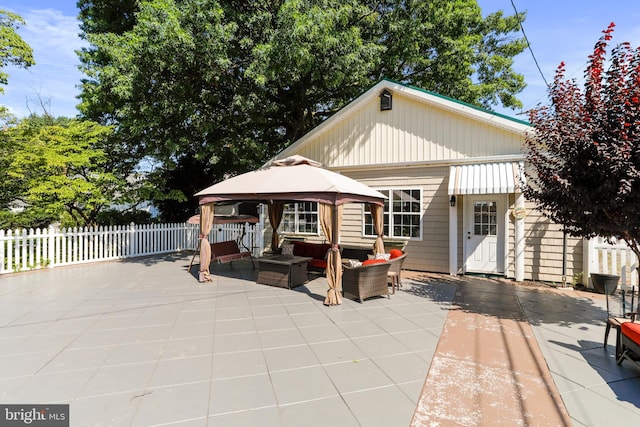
[510,0,550,88]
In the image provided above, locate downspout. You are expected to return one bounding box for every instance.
[562,227,567,287]
[514,193,525,282]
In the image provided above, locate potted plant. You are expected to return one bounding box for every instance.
[590,273,619,295]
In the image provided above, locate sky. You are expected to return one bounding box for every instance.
[2,1,640,120]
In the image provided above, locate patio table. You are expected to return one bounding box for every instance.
[256,255,312,289]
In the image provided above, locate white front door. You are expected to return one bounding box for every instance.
[464,196,505,274]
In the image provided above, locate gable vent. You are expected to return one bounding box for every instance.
[379,89,392,111]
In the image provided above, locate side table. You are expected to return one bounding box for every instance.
[256,255,312,289]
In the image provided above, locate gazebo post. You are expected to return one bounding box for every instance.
[198,202,215,282]
[321,203,343,305]
[370,203,386,255]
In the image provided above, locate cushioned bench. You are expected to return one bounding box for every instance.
[291,241,332,272]
[288,242,376,272]
[210,240,254,268]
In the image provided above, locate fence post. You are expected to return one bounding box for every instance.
[189,222,196,251]
[47,226,54,268]
[34,228,40,269]
[21,228,27,270]
[583,238,592,286]
[128,222,136,257]
[60,227,66,266]
[7,229,13,273]
[0,229,4,274]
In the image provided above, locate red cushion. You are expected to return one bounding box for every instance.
[362,259,387,266]
[308,259,327,269]
[308,244,324,260]
[622,322,640,344]
[292,242,306,257]
[389,249,403,259]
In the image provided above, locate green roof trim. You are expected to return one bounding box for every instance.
[381,78,531,127]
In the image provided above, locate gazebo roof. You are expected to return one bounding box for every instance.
[195,155,385,206]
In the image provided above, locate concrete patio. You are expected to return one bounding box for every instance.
[0,253,639,426]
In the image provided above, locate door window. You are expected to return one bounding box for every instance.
[473,201,497,236]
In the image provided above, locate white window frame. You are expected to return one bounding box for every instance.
[362,187,423,241]
[281,201,320,235]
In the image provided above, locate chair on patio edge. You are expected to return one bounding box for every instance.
[386,249,406,294]
[617,322,640,370]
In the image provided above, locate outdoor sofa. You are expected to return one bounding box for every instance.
[281,241,373,273]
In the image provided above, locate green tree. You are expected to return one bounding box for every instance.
[5,115,145,227]
[372,0,526,109]
[77,0,527,220]
[523,23,640,264]
[0,9,34,94]
[0,9,35,121]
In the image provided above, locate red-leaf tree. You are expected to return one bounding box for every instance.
[524,22,640,264]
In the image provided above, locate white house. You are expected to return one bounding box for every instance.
[270,79,582,284]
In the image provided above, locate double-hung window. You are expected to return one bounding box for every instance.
[363,188,422,239]
[281,202,318,234]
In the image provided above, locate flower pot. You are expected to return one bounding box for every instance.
[590,273,620,295]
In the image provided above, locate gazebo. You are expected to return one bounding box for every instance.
[194,155,387,305]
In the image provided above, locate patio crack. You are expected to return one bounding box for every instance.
[130,390,153,401]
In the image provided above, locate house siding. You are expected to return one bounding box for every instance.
[521,205,583,283]
[338,166,455,273]
[290,89,525,168]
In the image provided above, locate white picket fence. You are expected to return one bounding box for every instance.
[6,222,635,284]
[584,237,638,288]
[0,221,264,275]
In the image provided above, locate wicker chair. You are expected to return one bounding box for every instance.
[387,252,407,294]
[342,261,391,303]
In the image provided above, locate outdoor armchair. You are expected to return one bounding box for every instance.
[342,260,391,303]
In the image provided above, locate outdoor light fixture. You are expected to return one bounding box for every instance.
[450,195,456,207]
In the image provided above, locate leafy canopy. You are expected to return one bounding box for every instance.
[77,0,527,220]
[3,115,147,228]
[523,23,640,259]
[0,9,34,94]
[0,9,34,122]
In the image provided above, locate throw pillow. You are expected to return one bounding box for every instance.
[389,249,403,259]
[374,253,391,261]
[282,244,295,256]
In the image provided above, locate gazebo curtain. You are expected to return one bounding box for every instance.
[320,203,343,306]
[198,202,215,282]
[370,203,386,255]
[268,201,285,251]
